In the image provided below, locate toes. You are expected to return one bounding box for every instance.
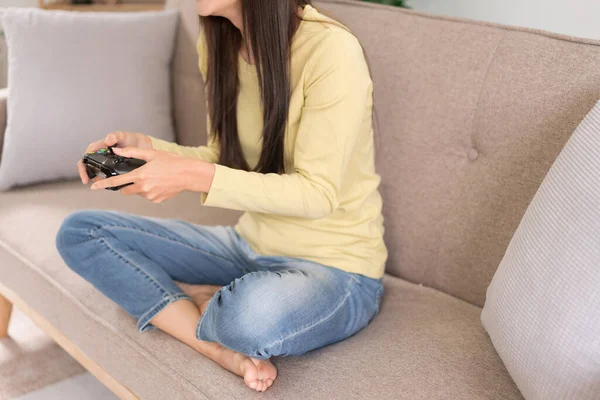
[254,359,277,379]
[246,378,272,392]
[250,380,262,392]
[244,358,277,392]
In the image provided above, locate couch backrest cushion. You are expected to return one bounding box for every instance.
[168,0,600,306]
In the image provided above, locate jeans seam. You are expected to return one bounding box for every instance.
[93,233,171,296]
[96,223,237,266]
[260,274,359,351]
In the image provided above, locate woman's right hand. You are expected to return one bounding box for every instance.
[78,131,153,184]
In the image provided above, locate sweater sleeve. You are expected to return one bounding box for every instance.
[150,135,220,163]
[149,30,220,163]
[201,31,372,219]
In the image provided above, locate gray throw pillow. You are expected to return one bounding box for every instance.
[0,8,178,190]
[481,101,600,399]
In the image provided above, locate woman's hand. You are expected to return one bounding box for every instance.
[78,131,152,184]
[90,147,216,204]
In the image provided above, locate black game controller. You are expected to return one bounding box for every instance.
[81,145,146,191]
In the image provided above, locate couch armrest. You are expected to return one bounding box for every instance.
[0,88,7,160]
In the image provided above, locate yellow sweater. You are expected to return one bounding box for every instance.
[150,5,387,279]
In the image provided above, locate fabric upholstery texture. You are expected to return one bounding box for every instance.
[166,0,600,306]
[317,0,600,306]
[481,102,600,400]
[0,182,520,400]
[0,9,178,190]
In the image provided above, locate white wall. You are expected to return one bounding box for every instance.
[407,0,600,40]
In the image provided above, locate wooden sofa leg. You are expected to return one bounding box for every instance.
[0,292,13,338]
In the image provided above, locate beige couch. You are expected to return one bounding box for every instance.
[1,0,600,398]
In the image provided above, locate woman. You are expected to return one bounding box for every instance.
[56,0,387,393]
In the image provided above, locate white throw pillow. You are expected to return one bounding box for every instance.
[0,8,178,190]
[481,101,600,400]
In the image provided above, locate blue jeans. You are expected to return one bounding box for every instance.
[55,210,383,360]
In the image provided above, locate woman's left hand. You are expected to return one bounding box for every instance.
[90,147,216,204]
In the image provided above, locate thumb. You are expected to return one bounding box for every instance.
[104,133,118,147]
[112,146,154,161]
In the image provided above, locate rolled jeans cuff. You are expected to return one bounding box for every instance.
[137,292,193,333]
[195,288,223,343]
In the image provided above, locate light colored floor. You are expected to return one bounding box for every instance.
[0,307,84,399]
[12,373,117,400]
[0,306,115,400]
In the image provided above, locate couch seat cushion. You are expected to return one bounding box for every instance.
[0,181,521,399]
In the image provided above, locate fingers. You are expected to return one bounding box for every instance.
[112,146,154,161]
[107,182,166,204]
[119,183,167,204]
[84,138,106,154]
[120,182,144,196]
[90,172,137,191]
[81,135,114,184]
[87,170,170,205]
[104,133,118,147]
[80,131,130,185]
[83,131,123,156]
[104,131,124,147]
[77,161,89,184]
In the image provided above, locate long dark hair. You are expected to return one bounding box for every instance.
[200,0,312,174]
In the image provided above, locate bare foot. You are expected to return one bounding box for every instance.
[236,355,278,392]
[173,281,278,392]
